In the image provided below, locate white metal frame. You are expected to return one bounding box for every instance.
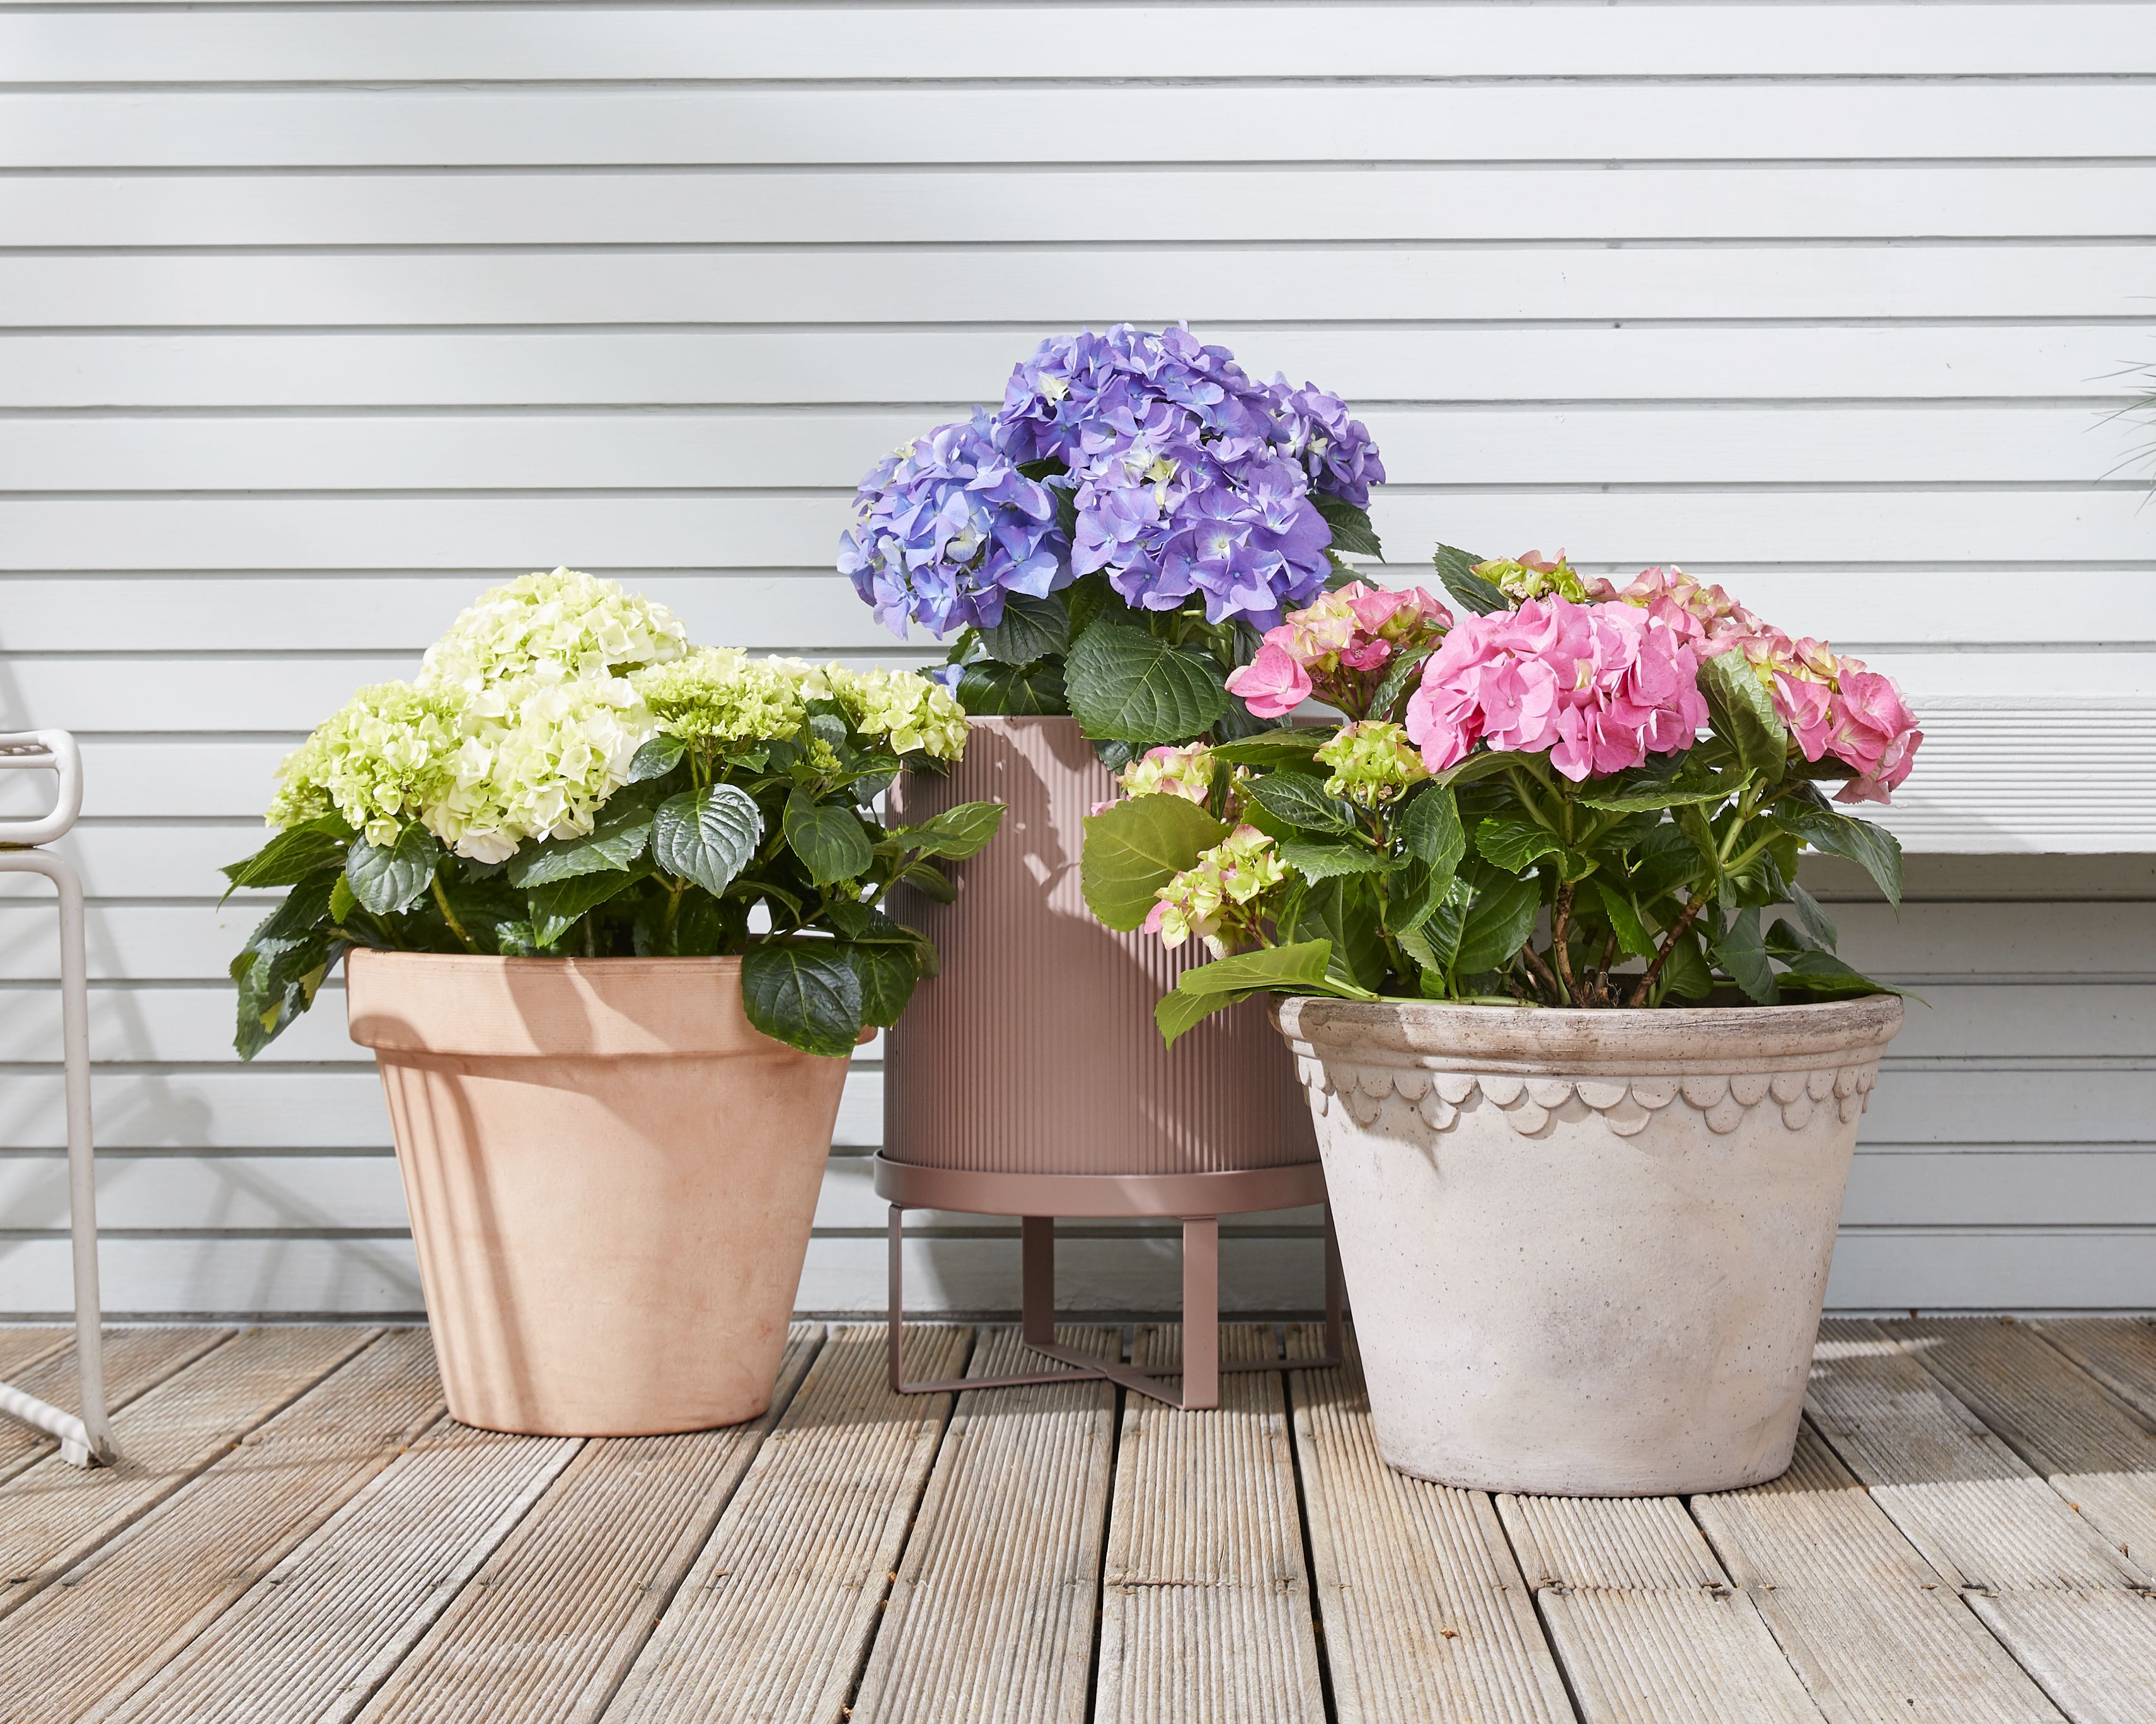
[0,730,112,1466]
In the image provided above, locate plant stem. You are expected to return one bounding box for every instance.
[660,878,685,949]
[1627,892,1709,1008]
[1519,940,1564,1004]
[1548,879,1579,1005]
[429,873,481,955]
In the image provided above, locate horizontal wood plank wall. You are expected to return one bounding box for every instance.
[0,2,2150,1315]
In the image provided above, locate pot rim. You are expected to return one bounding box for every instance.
[1272,989,1901,1074]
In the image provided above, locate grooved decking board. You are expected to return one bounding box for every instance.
[1093,1324,1325,1724]
[0,1328,69,1379]
[1806,1321,2156,1724]
[2036,1321,2156,1423]
[101,1415,580,1724]
[1497,1491,1825,1722]
[601,1323,970,1724]
[848,1326,1117,1724]
[1886,1319,2156,1575]
[0,1327,230,1486]
[356,1325,824,1724]
[0,1326,366,1619]
[1690,1421,2067,1723]
[0,1329,443,1724]
[1283,1327,1579,1724]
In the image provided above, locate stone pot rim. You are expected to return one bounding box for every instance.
[1272,990,1901,1074]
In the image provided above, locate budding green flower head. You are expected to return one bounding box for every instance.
[816,664,971,760]
[1317,720,1430,806]
[631,646,809,750]
[1119,742,1216,805]
[267,681,460,844]
[424,672,652,865]
[1473,550,1591,606]
[1143,825,1286,958]
[418,568,688,694]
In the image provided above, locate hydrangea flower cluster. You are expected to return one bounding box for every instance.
[835,412,1063,638]
[1316,720,1430,806]
[841,325,1386,639]
[1115,742,1219,806]
[418,568,687,693]
[1583,564,1923,803]
[267,682,462,846]
[633,647,807,749]
[1141,825,1288,958]
[429,674,650,864]
[1473,549,1593,607]
[1226,580,1452,720]
[813,665,971,761]
[1405,596,1710,782]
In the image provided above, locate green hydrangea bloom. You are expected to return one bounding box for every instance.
[632,647,809,749]
[1317,721,1431,807]
[419,568,688,694]
[813,665,971,760]
[1151,825,1287,957]
[267,682,461,846]
[1473,553,1591,606]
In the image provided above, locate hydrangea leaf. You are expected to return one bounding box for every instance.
[1712,906,1779,1004]
[1593,879,1658,960]
[1698,652,1788,780]
[1207,727,1329,769]
[1790,880,1840,950]
[1243,771,1358,836]
[1311,494,1383,560]
[1277,840,1396,882]
[1431,543,1506,616]
[1063,623,1230,746]
[783,790,875,887]
[1155,940,1354,1048]
[651,784,763,897]
[221,822,348,895]
[979,593,1071,666]
[843,940,920,1029]
[1577,763,1750,813]
[1785,796,1903,910]
[1473,814,1564,876]
[900,800,1007,861]
[627,733,687,783]
[507,795,660,888]
[956,658,1068,717]
[526,859,652,946]
[1369,642,1436,723]
[343,824,439,917]
[1452,870,1541,974]
[1659,929,1715,1000]
[1080,794,1230,930]
[741,941,863,1057]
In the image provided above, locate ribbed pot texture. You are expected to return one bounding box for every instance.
[345,951,851,1436]
[1276,993,1903,1495]
[886,716,1315,1179]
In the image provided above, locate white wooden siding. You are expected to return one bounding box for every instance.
[0,1,2150,1316]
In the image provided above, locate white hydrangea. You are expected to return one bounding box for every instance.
[801,664,971,760]
[418,568,688,694]
[267,682,461,846]
[420,671,655,864]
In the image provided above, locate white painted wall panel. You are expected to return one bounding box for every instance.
[1,1,2150,1318]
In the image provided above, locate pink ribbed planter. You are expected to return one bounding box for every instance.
[884,715,1317,1186]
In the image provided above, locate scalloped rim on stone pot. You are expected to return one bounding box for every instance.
[1274,992,1902,1497]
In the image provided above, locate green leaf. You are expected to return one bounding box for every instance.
[896,858,957,903]
[507,796,658,888]
[651,783,764,896]
[343,824,439,917]
[1311,493,1383,559]
[783,790,876,887]
[1454,871,1542,974]
[740,941,864,1057]
[1368,642,1434,723]
[1400,784,1465,869]
[1593,879,1657,959]
[1061,572,1115,643]
[526,861,652,946]
[1155,986,1238,1047]
[1155,940,1359,1048]
[1080,793,1231,929]
[234,923,344,1060]
[1063,621,1230,745]
[1242,771,1357,836]
[1278,876,1390,992]
[1431,543,1506,616]
[901,800,1006,861]
[1207,727,1330,769]
[328,872,358,926]
[1698,652,1787,779]
[979,592,1071,665]
[1661,929,1714,1000]
[1790,880,1840,950]
[221,824,347,895]
[1776,950,1906,999]
[628,732,687,783]
[1713,906,1779,1004]
[1277,840,1395,882]
[1412,875,1478,976]
[843,940,920,1028]
[957,658,1068,717]
[1578,764,1750,813]
[1425,749,1519,791]
[1473,814,1564,875]
[1786,798,1903,910]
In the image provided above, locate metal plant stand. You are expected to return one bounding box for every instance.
[0,731,112,1467]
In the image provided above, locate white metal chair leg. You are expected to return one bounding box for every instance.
[0,732,112,1467]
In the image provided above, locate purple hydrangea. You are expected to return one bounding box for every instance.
[838,411,1065,637]
[841,326,1387,638]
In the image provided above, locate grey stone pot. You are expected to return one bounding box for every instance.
[1274,994,1903,1496]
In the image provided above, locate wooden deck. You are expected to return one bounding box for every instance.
[3,1319,2156,1722]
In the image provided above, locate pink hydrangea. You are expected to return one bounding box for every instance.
[1821,660,1922,803]
[1225,580,1453,720]
[1404,596,1709,781]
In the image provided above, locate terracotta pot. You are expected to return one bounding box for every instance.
[885,715,1314,1180]
[1275,994,1903,1495]
[345,950,851,1436]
